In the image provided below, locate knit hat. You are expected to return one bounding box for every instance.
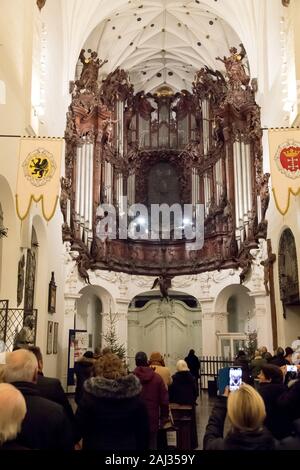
[149,352,164,365]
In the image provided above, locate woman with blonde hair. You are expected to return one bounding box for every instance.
[0,383,27,449]
[204,384,275,450]
[75,353,149,450]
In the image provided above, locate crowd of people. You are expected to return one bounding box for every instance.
[204,345,300,450]
[0,346,199,450]
[1,342,300,451]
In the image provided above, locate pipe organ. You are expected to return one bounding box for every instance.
[62,48,269,282]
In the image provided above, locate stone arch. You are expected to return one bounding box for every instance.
[77,284,113,352]
[214,284,255,333]
[0,175,18,301]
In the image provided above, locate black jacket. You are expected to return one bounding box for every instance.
[185,354,200,379]
[74,356,95,404]
[276,419,300,450]
[203,397,275,450]
[12,382,73,450]
[75,374,149,450]
[37,373,74,423]
[258,382,289,439]
[277,379,300,430]
[169,371,197,405]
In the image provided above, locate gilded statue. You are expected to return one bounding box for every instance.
[76,49,107,94]
[216,44,250,89]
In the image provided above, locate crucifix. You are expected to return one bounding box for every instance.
[261,240,278,349]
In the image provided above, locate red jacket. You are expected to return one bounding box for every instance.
[134,366,169,433]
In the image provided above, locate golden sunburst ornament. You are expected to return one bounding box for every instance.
[23,148,56,187]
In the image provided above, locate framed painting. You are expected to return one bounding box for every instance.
[53,322,59,354]
[47,321,53,354]
[48,272,57,313]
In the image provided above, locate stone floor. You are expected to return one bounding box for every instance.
[195,392,217,449]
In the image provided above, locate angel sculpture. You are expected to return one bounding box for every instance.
[151,275,173,300]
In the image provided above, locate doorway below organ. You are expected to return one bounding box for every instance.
[127,291,202,373]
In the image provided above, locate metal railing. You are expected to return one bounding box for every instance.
[199,356,234,392]
[0,300,37,351]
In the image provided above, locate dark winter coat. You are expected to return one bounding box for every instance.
[185,353,200,379]
[134,366,169,433]
[276,419,300,450]
[258,382,289,439]
[74,356,95,404]
[169,371,197,405]
[75,374,149,450]
[269,355,288,367]
[277,379,300,431]
[37,372,74,423]
[203,397,275,450]
[12,381,74,450]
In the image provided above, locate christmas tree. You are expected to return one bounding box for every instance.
[102,310,126,359]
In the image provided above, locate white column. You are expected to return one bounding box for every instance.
[241,142,248,217]
[75,146,82,217]
[198,298,218,356]
[237,142,243,227]
[80,140,85,224]
[246,144,252,212]
[233,142,240,230]
[62,293,81,391]
[248,291,273,352]
[88,144,94,231]
[84,143,90,230]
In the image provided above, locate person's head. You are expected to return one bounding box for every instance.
[227,384,266,432]
[4,349,38,384]
[285,347,293,362]
[176,360,189,372]
[27,346,43,372]
[264,352,273,363]
[188,349,195,356]
[102,347,112,356]
[258,365,283,384]
[236,350,246,359]
[275,347,284,357]
[0,383,26,445]
[260,346,267,356]
[254,350,261,358]
[135,351,148,367]
[94,353,125,380]
[149,352,164,366]
[83,350,94,359]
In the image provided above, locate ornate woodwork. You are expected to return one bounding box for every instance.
[62,47,270,281]
[278,229,300,316]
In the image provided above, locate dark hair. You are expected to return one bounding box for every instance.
[264,352,273,362]
[188,349,195,355]
[83,350,94,359]
[27,346,43,364]
[276,347,284,357]
[135,351,148,367]
[285,347,293,357]
[261,364,283,384]
[236,350,246,358]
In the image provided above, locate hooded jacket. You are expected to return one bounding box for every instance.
[75,374,149,450]
[203,397,275,450]
[134,366,169,433]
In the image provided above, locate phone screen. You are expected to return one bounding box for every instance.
[229,367,242,391]
[286,365,297,372]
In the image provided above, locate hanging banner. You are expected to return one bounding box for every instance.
[16,137,63,221]
[268,128,300,215]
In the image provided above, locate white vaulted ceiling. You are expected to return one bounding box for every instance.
[80,0,241,93]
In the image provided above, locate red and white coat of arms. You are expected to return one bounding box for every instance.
[275,141,300,179]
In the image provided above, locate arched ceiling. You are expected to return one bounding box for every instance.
[81,0,241,93]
